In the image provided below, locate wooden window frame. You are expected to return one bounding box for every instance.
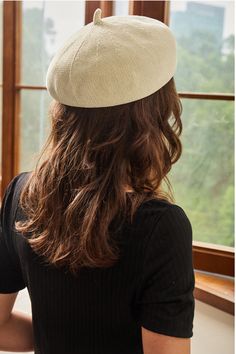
[1,1,234,286]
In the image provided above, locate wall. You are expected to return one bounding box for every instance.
[192,299,234,354]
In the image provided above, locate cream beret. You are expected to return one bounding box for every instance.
[46,8,176,108]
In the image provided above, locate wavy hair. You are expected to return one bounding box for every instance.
[15,77,183,275]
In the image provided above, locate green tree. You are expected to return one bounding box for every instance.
[168,29,234,247]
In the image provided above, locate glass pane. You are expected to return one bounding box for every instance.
[22,0,85,86]
[20,90,52,172]
[168,99,234,247]
[169,1,234,93]
[113,1,129,15]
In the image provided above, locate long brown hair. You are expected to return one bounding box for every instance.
[15,77,183,275]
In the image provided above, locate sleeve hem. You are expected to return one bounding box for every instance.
[0,273,26,293]
[138,317,194,338]
[0,285,26,293]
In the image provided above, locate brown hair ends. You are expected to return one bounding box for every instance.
[15,77,183,275]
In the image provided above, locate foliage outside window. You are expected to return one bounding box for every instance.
[168,1,234,247]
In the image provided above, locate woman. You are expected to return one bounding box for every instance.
[0,8,195,354]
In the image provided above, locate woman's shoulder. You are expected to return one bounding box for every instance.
[136,198,189,221]
[1,171,32,222]
[131,199,193,277]
[4,171,32,195]
[1,172,30,207]
[133,198,192,241]
[15,171,32,186]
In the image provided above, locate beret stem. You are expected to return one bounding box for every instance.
[93,8,103,25]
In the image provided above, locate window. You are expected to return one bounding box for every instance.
[20,1,86,171]
[1,1,234,278]
[22,1,86,86]
[167,1,234,248]
[170,1,234,93]
[113,0,129,15]
[169,99,234,246]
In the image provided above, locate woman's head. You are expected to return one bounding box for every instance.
[15,77,182,275]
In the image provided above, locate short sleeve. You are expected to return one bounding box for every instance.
[0,174,26,293]
[134,204,195,338]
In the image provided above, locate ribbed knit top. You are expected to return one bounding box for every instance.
[0,172,195,354]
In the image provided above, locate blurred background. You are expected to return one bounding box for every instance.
[1,0,234,246]
[0,1,234,354]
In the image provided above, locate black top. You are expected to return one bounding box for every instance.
[0,172,195,354]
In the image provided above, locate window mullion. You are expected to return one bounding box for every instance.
[2,1,21,197]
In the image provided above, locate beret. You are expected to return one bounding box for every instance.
[46,8,177,108]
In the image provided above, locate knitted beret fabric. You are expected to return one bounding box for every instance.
[46,8,177,108]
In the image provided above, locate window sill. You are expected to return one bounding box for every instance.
[194,269,234,315]
[193,240,234,276]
